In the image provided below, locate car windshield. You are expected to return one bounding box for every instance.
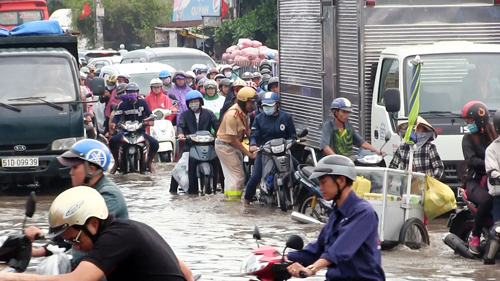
[150,55,216,72]
[129,72,162,94]
[404,53,500,115]
[0,56,76,103]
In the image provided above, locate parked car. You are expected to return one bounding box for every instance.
[93,63,176,134]
[120,47,216,72]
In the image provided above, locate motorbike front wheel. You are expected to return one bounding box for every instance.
[159,151,173,163]
[278,187,288,212]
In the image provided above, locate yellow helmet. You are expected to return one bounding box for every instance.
[106,75,118,84]
[237,86,258,102]
[46,186,108,239]
[233,78,247,88]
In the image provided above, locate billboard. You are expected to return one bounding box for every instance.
[172,0,221,22]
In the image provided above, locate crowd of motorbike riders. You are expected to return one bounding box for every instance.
[6,54,498,281]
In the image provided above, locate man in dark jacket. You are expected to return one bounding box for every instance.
[170,90,220,195]
[244,92,297,204]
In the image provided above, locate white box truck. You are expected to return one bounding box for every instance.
[278,0,500,189]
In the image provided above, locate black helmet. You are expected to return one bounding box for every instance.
[260,74,271,88]
[494,110,500,135]
[268,76,279,88]
[461,101,489,131]
[125,82,139,92]
[215,73,225,80]
[241,72,253,80]
[256,91,266,110]
[116,83,127,95]
[259,59,272,72]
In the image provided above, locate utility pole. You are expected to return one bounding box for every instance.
[95,0,104,48]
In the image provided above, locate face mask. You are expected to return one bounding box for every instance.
[224,71,232,78]
[189,101,200,112]
[262,106,275,116]
[188,82,194,87]
[128,93,138,102]
[467,123,478,133]
[107,85,116,91]
[120,94,128,101]
[162,77,171,86]
[415,132,433,149]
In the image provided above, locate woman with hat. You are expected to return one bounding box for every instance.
[389,116,444,179]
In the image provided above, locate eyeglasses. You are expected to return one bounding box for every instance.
[64,229,82,245]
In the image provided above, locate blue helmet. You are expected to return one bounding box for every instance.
[126,82,140,92]
[331,97,352,112]
[261,91,280,106]
[185,90,204,106]
[159,70,171,79]
[57,139,111,171]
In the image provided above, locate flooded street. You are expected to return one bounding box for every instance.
[2,163,500,280]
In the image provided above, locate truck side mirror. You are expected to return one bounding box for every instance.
[91,77,105,96]
[384,88,400,113]
[369,62,378,90]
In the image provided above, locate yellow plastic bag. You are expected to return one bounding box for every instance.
[424,176,457,220]
[353,176,371,198]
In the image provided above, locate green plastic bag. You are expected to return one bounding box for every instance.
[424,176,457,220]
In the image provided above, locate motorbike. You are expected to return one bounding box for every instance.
[0,192,70,274]
[186,130,217,194]
[257,129,308,212]
[238,226,306,281]
[150,105,177,163]
[117,115,154,174]
[293,134,390,224]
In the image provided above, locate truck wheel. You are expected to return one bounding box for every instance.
[399,218,429,249]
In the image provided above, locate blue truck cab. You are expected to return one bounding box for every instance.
[0,21,83,188]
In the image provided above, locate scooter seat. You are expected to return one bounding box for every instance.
[301,166,315,178]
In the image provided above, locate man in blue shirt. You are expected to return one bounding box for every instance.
[109,82,159,173]
[287,155,385,281]
[244,92,297,204]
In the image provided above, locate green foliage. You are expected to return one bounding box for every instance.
[64,0,172,48]
[214,0,277,49]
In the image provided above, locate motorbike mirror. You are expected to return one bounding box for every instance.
[384,134,391,142]
[253,225,261,240]
[286,235,304,250]
[168,93,178,101]
[384,88,400,113]
[297,128,308,138]
[91,77,105,96]
[25,191,36,218]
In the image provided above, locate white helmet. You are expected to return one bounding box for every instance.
[79,72,87,80]
[150,78,162,87]
[204,79,218,90]
[186,71,196,79]
[119,44,125,49]
[46,186,108,238]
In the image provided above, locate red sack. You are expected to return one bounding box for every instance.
[222,53,230,61]
[234,56,250,64]
[232,49,241,57]
[241,47,259,60]
[226,45,237,53]
[252,57,263,65]
[251,40,263,48]
[238,38,252,50]
[259,49,269,59]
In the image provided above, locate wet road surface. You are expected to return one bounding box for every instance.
[1,163,500,280]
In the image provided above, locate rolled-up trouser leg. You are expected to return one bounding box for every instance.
[215,142,244,201]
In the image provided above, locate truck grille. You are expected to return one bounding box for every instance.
[0,144,49,152]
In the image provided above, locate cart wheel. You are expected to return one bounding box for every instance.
[399,218,429,250]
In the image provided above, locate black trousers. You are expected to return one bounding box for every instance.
[466,179,493,237]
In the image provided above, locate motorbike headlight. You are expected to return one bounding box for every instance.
[240,254,267,274]
[271,144,285,154]
[154,111,164,120]
[191,135,214,143]
[51,137,84,150]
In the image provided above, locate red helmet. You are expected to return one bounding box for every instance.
[461,101,489,131]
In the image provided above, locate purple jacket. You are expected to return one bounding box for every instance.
[167,77,190,122]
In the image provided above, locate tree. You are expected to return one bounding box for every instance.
[65,0,172,48]
[214,0,277,50]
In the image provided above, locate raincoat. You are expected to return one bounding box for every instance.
[167,76,190,123]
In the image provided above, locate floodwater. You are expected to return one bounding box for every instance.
[2,163,500,280]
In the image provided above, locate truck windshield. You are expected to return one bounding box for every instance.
[0,56,76,104]
[404,53,500,115]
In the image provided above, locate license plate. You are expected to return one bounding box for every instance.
[1,157,39,167]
